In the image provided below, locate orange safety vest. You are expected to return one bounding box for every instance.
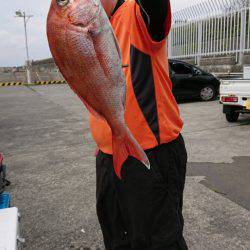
[90,0,183,154]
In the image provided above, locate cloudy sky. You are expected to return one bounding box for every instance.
[0,0,202,67]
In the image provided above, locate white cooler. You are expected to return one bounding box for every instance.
[0,207,24,250]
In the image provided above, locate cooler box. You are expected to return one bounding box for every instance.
[0,207,19,250]
[0,192,11,209]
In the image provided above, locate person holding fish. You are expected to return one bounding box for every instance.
[47,0,188,249]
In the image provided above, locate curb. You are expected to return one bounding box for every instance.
[0,81,66,87]
[0,82,23,87]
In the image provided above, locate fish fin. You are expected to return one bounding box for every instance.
[66,82,104,120]
[112,130,150,179]
[82,99,103,120]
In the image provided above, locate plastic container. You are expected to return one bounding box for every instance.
[0,192,11,209]
[0,207,19,250]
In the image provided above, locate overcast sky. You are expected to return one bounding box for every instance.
[0,0,202,67]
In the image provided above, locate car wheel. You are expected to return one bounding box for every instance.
[200,85,216,101]
[226,112,239,122]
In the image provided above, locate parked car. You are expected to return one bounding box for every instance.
[169,59,220,101]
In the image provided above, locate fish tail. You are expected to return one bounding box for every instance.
[112,130,150,179]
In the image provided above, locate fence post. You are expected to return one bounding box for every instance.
[168,32,172,58]
[239,8,246,65]
[197,21,202,66]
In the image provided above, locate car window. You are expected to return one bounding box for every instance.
[171,63,193,75]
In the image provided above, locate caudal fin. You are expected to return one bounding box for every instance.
[112,130,150,179]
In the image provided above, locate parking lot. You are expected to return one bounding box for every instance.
[0,85,250,250]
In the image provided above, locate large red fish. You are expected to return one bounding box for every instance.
[47,0,150,178]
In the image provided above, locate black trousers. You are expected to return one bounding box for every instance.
[96,134,188,250]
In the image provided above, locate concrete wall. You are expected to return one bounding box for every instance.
[1,53,250,83]
[0,66,27,82]
[0,59,64,83]
[29,58,64,82]
[181,53,250,74]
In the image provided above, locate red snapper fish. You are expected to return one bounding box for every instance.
[47,0,150,178]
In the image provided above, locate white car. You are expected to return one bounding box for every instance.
[220,67,250,122]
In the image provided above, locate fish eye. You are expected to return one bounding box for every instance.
[56,0,70,6]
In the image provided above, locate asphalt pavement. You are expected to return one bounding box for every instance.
[0,85,249,250]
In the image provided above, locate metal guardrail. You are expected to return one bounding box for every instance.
[169,0,250,65]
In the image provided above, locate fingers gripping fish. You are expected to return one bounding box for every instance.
[47,0,150,179]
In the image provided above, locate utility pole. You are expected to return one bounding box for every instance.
[15,10,33,84]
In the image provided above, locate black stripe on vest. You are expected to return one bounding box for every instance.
[130,45,160,144]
